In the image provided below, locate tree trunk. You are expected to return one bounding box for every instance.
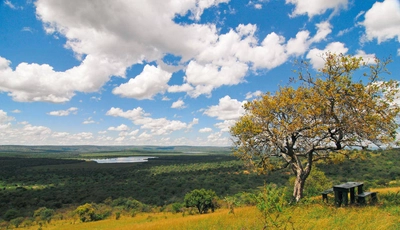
[292,170,308,203]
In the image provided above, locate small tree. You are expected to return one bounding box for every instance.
[74,203,97,222]
[256,185,291,229]
[184,189,218,214]
[231,53,399,202]
[33,207,54,223]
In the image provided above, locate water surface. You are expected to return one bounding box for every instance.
[90,156,156,163]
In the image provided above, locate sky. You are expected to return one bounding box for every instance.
[0,0,399,146]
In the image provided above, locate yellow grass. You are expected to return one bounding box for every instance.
[371,187,400,193]
[23,205,400,230]
[20,187,400,230]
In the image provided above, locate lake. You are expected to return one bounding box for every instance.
[90,156,157,163]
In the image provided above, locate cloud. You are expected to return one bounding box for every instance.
[311,21,332,43]
[361,0,400,44]
[168,83,194,93]
[199,127,213,133]
[287,21,332,56]
[0,110,15,123]
[11,109,21,113]
[108,124,130,131]
[247,0,268,9]
[106,107,148,120]
[214,120,237,132]
[0,0,228,102]
[207,131,230,145]
[106,107,198,135]
[306,42,349,70]
[83,117,95,124]
[47,107,78,116]
[128,129,140,136]
[245,90,263,99]
[4,0,21,10]
[0,55,125,103]
[355,50,376,64]
[203,95,246,120]
[113,65,172,100]
[171,99,186,109]
[172,22,332,98]
[0,1,337,102]
[21,27,34,33]
[90,96,101,101]
[286,0,348,18]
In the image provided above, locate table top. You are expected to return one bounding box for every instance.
[333,182,363,189]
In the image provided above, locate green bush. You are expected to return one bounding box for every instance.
[184,189,218,214]
[111,197,143,212]
[33,207,54,223]
[171,202,184,213]
[256,184,291,229]
[74,203,110,222]
[10,217,24,228]
[3,209,19,221]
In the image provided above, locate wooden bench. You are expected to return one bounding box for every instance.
[321,188,334,202]
[356,192,378,205]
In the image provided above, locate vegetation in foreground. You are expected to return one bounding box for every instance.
[5,187,400,230]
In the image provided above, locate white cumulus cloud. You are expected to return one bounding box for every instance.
[47,107,78,116]
[286,0,348,18]
[361,0,400,44]
[113,65,172,100]
[106,107,198,135]
[199,127,213,133]
[171,99,186,109]
[108,124,130,131]
[306,42,349,70]
[203,95,246,120]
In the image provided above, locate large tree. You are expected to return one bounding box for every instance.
[231,53,399,202]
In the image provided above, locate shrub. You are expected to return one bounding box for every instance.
[75,203,96,222]
[171,202,184,213]
[74,203,110,222]
[115,212,121,220]
[10,217,24,228]
[256,184,292,229]
[111,197,143,212]
[33,207,55,223]
[3,209,19,221]
[184,189,218,214]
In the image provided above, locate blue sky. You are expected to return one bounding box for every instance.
[0,0,399,146]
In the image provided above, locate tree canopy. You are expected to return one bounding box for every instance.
[231,53,400,202]
[184,188,218,214]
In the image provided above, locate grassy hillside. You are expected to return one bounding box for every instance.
[19,187,400,230]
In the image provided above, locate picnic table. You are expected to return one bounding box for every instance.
[333,182,363,207]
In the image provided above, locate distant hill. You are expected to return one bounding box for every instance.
[0,145,232,154]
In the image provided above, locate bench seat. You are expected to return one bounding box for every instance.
[356,191,378,204]
[321,188,334,202]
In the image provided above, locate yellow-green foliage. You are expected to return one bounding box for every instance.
[150,161,242,175]
[32,204,400,230]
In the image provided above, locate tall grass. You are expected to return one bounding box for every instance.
[16,187,400,230]
[26,203,400,230]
